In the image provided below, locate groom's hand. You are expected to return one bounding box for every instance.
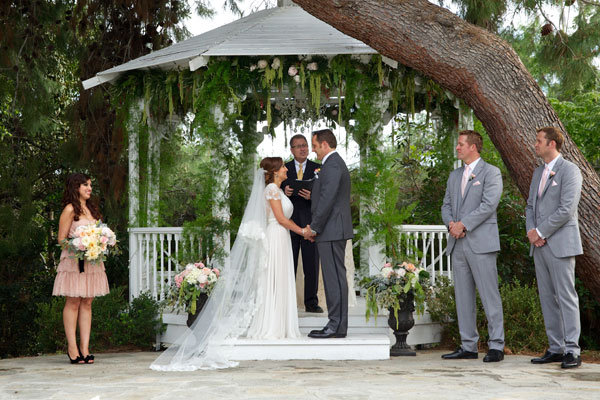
[303,225,316,241]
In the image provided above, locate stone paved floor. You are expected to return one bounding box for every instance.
[1,350,599,399]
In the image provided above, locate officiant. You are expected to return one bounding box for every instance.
[282,134,323,313]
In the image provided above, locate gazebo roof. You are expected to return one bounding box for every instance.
[82,5,379,89]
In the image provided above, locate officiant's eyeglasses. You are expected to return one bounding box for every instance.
[291,143,308,148]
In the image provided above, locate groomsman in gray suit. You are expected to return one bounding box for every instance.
[441,130,505,362]
[304,129,354,338]
[526,127,583,369]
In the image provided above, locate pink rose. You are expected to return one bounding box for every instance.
[213,268,220,277]
[202,267,211,275]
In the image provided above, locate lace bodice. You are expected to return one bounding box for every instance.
[264,183,293,223]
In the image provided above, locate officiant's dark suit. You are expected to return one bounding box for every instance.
[281,136,321,312]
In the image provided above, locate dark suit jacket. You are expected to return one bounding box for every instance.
[310,152,354,242]
[281,159,320,228]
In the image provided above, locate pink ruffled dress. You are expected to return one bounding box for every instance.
[52,218,110,298]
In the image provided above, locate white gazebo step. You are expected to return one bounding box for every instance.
[228,334,390,361]
[298,314,389,335]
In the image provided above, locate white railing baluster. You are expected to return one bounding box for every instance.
[160,234,164,300]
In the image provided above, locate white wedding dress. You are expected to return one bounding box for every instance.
[150,171,300,371]
[247,183,301,339]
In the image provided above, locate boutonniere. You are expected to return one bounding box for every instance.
[314,168,321,175]
[468,174,476,181]
[549,171,556,179]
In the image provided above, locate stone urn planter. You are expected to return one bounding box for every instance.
[186,293,209,328]
[387,291,416,356]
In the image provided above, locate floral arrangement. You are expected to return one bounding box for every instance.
[62,221,117,263]
[359,261,430,324]
[169,262,220,315]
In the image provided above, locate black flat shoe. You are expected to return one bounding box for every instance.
[561,352,581,369]
[531,350,564,364]
[441,347,478,360]
[483,349,504,362]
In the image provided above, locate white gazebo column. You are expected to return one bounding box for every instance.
[213,105,233,269]
[359,90,393,276]
[147,120,165,227]
[128,99,143,301]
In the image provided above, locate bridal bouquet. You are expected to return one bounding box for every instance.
[169,262,220,315]
[61,221,118,263]
[359,261,430,322]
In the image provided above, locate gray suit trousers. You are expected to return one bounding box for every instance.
[452,239,505,352]
[533,245,581,355]
[317,240,348,334]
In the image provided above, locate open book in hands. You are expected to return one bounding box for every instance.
[289,178,314,196]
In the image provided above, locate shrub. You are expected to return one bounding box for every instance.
[426,277,547,353]
[33,286,165,354]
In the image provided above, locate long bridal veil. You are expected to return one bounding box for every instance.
[150,169,268,371]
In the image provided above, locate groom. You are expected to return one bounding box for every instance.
[304,129,353,339]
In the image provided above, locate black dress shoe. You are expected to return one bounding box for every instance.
[531,350,564,364]
[561,352,582,369]
[305,305,324,313]
[441,347,478,359]
[308,327,345,338]
[483,349,504,362]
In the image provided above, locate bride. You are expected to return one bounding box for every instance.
[151,157,306,371]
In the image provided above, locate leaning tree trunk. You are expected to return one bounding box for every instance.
[294,0,600,300]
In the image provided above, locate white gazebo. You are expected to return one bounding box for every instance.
[84,0,466,355]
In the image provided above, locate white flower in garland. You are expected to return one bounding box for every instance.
[293,75,301,83]
[288,65,298,76]
[307,62,318,71]
[257,59,268,69]
[249,64,257,72]
[271,57,281,70]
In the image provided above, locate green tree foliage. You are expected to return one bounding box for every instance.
[451,0,600,98]
[0,0,212,357]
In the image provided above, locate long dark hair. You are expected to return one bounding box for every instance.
[61,173,102,221]
[260,157,284,185]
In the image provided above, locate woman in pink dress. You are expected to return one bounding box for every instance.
[52,173,110,364]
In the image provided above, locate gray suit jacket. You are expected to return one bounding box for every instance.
[310,152,354,242]
[441,159,503,254]
[525,155,583,258]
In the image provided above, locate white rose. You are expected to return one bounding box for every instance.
[81,236,91,247]
[257,59,268,69]
[293,75,301,83]
[381,267,393,278]
[307,62,318,71]
[288,65,298,76]
[185,263,196,271]
[198,274,208,284]
[271,57,281,70]
[395,268,406,278]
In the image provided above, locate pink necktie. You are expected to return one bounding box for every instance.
[538,165,550,198]
[461,165,470,197]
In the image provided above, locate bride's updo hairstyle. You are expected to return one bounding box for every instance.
[260,157,283,185]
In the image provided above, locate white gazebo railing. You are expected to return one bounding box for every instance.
[128,225,452,302]
[128,227,205,301]
[398,225,452,285]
